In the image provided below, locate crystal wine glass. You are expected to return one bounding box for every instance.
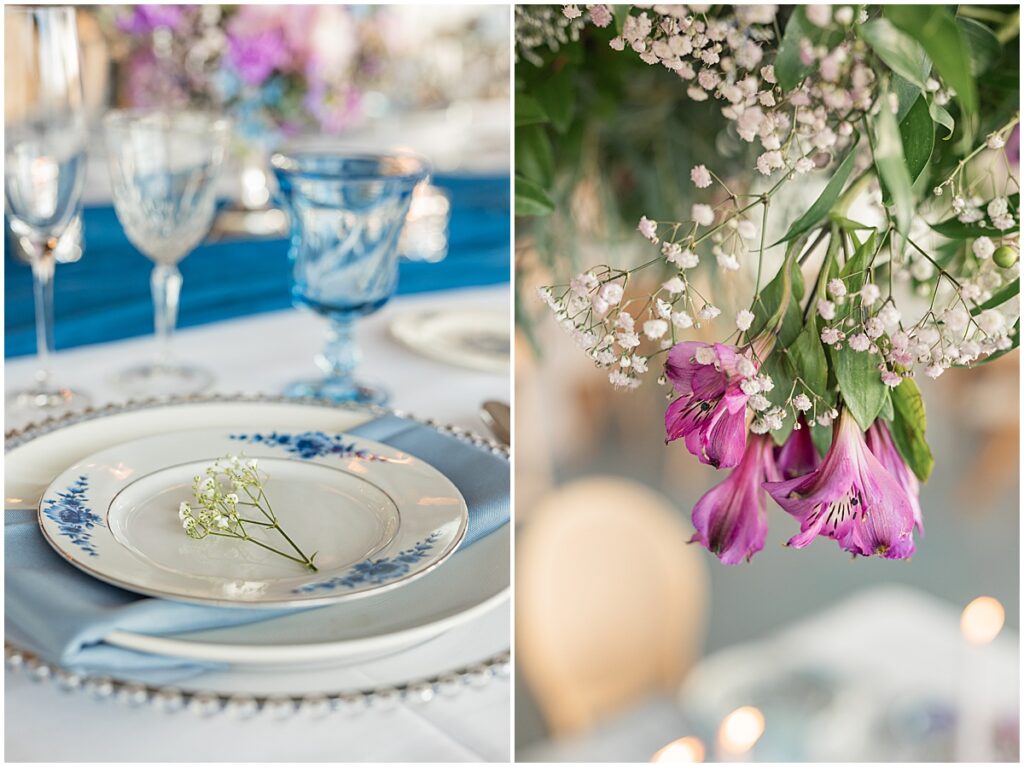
[271,150,430,404]
[4,6,89,416]
[104,110,229,395]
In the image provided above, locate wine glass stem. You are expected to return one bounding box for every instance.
[318,316,361,384]
[151,263,182,366]
[30,245,56,385]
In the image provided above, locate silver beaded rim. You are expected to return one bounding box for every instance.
[5,393,510,717]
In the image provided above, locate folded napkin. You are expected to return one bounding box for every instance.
[5,415,508,682]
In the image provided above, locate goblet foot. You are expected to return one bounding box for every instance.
[284,376,388,405]
[6,385,90,419]
[113,362,213,397]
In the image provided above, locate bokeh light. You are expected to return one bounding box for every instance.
[961,596,1006,645]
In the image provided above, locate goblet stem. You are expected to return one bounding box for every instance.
[316,316,362,385]
[151,263,183,366]
[29,242,57,384]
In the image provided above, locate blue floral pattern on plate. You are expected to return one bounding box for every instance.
[229,431,386,461]
[41,475,104,556]
[293,531,443,593]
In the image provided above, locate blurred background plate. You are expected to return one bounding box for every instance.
[391,307,510,373]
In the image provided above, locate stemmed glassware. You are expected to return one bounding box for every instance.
[271,150,430,404]
[104,110,229,395]
[4,6,89,416]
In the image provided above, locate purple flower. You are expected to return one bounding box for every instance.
[775,417,820,480]
[1007,124,1020,170]
[665,341,753,469]
[865,420,923,533]
[226,28,290,87]
[763,409,917,559]
[690,434,779,564]
[116,5,186,34]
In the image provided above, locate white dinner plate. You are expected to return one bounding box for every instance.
[38,428,468,608]
[390,307,510,373]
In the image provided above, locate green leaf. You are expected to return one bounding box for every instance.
[515,94,549,127]
[929,101,955,140]
[840,231,878,296]
[611,5,628,35]
[879,392,895,421]
[970,278,1019,316]
[515,125,554,188]
[956,17,1001,75]
[930,193,1020,238]
[884,6,978,135]
[831,344,889,430]
[810,420,833,457]
[892,74,924,123]
[872,101,914,235]
[515,175,555,216]
[897,96,935,187]
[859,18,930,89]
[775,8,816,90]
[830,215,876,232]
[761,351,798,445]
[889,378,934,482]
[750,254,806,347]
[790,316,829,401]
[772,137,859,246]
[534,66,575,134]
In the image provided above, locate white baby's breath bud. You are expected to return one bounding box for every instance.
[793,393,812,411]
[736,309,755,332]
[695,346,717,365]
[827,278,847,298]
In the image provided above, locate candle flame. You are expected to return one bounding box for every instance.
[652,736,705,763]
[961,596,1005,645]
[718,706,765,754]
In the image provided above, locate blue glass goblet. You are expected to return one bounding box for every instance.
[271,150,430,404]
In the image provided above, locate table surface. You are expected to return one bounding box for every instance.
[4,285,511,762]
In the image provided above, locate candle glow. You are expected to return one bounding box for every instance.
[961,596,1005,645]
[717,705,765,754]
[652,736,705,763]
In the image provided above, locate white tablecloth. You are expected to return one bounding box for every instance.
[5,285,511,762]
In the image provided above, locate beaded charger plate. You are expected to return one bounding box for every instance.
[8,395,507,671]
[38,428,468,608]
[6,395,508,715]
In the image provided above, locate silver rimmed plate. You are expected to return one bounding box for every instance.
[37,428,468,608]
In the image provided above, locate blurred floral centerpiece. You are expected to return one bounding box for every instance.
[104,4,364,150]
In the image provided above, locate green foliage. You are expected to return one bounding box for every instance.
[871,97,914,235]
[773,137,859,246]
[930,193,1020,238]
[830,343,889,431]
[889,378,934,482]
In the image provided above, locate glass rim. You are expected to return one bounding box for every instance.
[269,148,431,184]
[102,108,231,135]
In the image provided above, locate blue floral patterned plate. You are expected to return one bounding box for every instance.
[37,428,468,608]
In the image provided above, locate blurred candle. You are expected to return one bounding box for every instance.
[717,706,765,761]
[955,596,1004,762]
[651,736,705,763]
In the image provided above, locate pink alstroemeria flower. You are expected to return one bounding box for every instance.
[763,409,917,559]
[665,341,754,468]
[691,434,779,564]
[775,417,821,480]
[865,420,924,533]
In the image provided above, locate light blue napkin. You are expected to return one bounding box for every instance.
[5,415,508,682]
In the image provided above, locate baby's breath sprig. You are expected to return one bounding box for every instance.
[178,455,319,572]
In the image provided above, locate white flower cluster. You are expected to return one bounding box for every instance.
[179,455,261,540]
[950,194,1016,232]
[596,5,867,180]
[516,4,588,66]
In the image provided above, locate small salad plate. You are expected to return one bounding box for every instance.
[37,428,468,608]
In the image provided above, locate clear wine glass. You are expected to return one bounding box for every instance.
[104,110,229,396]
[4,6,89,416]
[271,150,430,404]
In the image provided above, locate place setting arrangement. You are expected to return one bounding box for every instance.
[4,5,511,724]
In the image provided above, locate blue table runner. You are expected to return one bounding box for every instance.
[5,173,509,358]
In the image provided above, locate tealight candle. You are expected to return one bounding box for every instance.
[717,705,765,761]
[651,736,705,763]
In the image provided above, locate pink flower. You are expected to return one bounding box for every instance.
[775,418,820,479]
[764,409,917,559]
[865,420,923,533]
[690,164,713,188]
[690,434,779,564]
[665,342,753,468]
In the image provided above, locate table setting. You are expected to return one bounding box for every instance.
[5,5,511,762]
